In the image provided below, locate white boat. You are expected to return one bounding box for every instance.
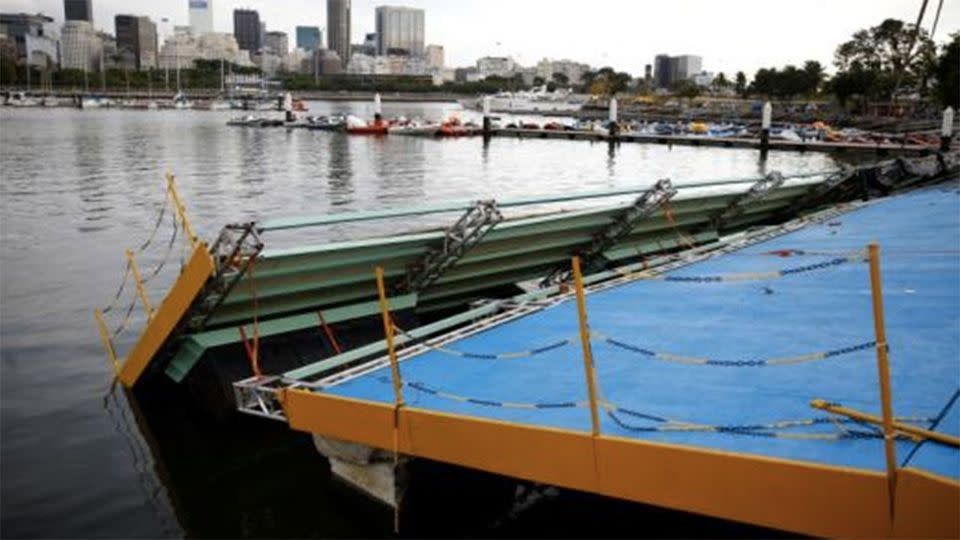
[80,96,113,109]
[477,86,585,113]
[388,120,440,136]
[6,92,39,107]
[207,99,231,111]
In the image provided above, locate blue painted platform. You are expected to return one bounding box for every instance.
[322,183,960,479]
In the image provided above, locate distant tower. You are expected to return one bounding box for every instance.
[64,0,93,22]
[327,0,350,66]
[375,6,424,56]
[233,9,261,52]
[188,0,213,35]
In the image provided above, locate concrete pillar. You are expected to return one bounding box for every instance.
[941,106,954,152]
[283,92,294,122]
[760,101,772,151]
[608,97,620,139]
[482,95,492,136]
[374,92,382,123]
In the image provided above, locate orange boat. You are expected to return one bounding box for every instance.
[437,118,481,137]
[346,118,389,135]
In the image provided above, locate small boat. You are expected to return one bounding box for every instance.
[5,92,39,107]
[207,99,232,111]
[689,121,709,135]
[345,115,389,135]
[437,118,481,137]
[388,120,440,136]
[305,115,346,131]
[227,115,262,127]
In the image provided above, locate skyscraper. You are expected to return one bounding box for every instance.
[295,26,321,51]
[64,0,92,22]
[264,31,288,56]
[115,15,158,70]
[233,9,260,52]
[375,6,424,56]
[188,0,213,35]
[654,54,672,89]
[654,54,703,89]
[327,0,350,66]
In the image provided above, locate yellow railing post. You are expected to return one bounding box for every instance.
[810,400,960,448]
[375,266,404,407]
[126,249,154,318]
[572,256,601,437]
[165,172,200,250]
[94,308,121,375]
[868,242,897,515]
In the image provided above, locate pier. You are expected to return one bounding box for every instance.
[89,151,959,537]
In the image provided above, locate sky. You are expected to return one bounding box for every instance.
[3,0,958,77]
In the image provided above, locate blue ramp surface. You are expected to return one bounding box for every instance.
[322,184,960,479]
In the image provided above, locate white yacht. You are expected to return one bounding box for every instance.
[477,86,586,113]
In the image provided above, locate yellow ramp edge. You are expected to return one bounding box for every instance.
[283,389,960,539]
[118,244,215,388]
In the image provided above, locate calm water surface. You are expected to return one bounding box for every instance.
[0,102,841,538]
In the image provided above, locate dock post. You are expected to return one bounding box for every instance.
[374,92,383,124]
[941,106,954,152]
[571,257,601,437]
[607,97,620,141]
[867,242,897,516]
[482,95,492,139]
[760,101,772,153]
[284,91,294,123]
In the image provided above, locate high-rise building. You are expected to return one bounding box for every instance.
[188,0,213,35]
[64,0,92,22]
[0,13,59,67]
[654,54,702,89]
[264,31,288,56]
[233,9,260,52]
[115,15,158,70]
[295,25,321,51]
[327,0,350,66]
[654,54,672,89]
[60,20,99,70]
[374,6,424,57]
[673,55,702,83]
[424,43,443,70]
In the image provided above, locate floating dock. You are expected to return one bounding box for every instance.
[240,183,959,537]
[94,153,959,535]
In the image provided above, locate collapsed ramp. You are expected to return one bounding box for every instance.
[95,154,959,390]
[237,181,960,538]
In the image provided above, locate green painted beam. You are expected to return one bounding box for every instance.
[165,294,418,382]
[260,170,837,232]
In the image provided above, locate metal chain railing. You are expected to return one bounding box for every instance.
[592,331,877,367]
[392,322,575,360]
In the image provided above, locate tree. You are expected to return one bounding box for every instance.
[712,72,729,88]
[551,71,569,86]
[532,76,545,87]
[587,66,632,96]
[932,32,959,108]
[735,71,747,97]
[802,60,825,95]
[673,79,701,102]
[833,18,937,99]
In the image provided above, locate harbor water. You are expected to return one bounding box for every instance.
[0,101,843,538]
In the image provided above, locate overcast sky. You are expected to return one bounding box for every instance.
[3,0,958,76]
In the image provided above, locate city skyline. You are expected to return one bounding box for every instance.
[1,0,957,76]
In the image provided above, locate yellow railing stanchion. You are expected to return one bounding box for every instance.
[868,242,897,516]
[165,172,200,250]
[94,308,121,375]
[810,400,960,447]
[126,249,154,318]
[376,266,404,407]
[572,256,601,437]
